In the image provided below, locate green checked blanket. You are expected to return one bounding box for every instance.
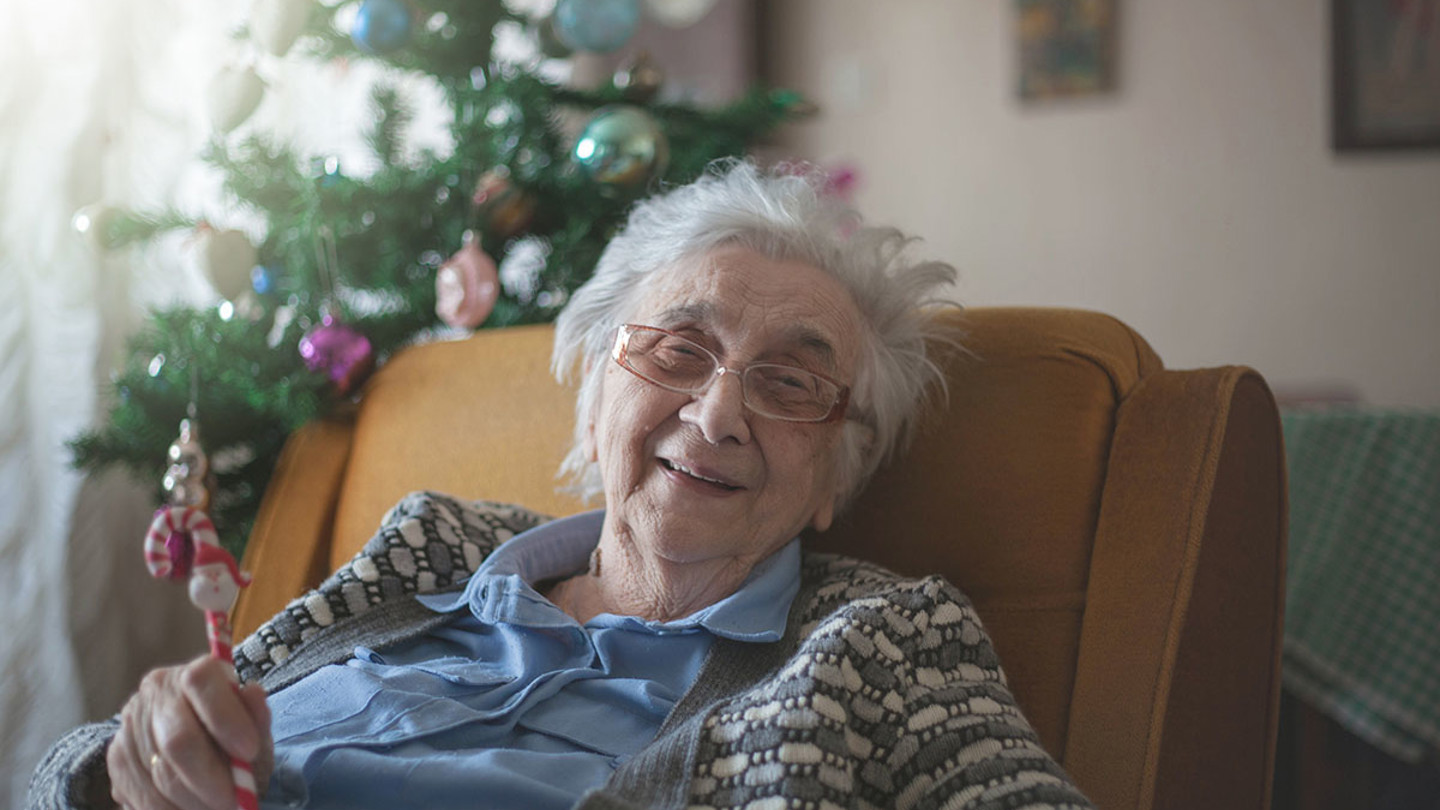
[1282,409,1440,762]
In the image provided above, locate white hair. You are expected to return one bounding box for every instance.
[551,159,959,512]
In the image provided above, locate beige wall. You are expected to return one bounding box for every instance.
[763,0,1440,407]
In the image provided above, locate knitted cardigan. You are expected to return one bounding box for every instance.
[28,492,1094,810]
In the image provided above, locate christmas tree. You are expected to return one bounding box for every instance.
[70,0,809,555]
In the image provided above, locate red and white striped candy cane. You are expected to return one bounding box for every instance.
[144,505,217,580]
[204,609,259,810]
[145,505,257,810]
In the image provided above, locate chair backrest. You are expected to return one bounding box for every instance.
[233,307,1286,810]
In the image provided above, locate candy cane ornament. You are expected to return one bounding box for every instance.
[143,503,215,580]
[144,505,258,810]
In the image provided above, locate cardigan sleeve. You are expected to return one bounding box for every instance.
[26,493,544,810]
[24,719,117,810]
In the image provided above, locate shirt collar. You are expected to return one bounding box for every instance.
[417,510,799,642]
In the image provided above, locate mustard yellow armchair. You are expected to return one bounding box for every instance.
[233,307,1287,810]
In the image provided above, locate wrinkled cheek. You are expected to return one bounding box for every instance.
[595,417,644,499]
[806,437,843,497]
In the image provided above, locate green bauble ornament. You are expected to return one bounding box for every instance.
[572,105,669,192]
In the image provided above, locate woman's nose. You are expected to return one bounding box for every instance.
[682,370,751,445]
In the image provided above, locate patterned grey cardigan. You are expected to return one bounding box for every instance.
[29,492,1093,810]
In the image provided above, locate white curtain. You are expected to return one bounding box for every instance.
[0,0,237,803]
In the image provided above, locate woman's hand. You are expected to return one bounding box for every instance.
[107,654,272,810]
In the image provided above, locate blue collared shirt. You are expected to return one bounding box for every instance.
[262,511,800,810]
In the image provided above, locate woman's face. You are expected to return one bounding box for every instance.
[586,245,863,570]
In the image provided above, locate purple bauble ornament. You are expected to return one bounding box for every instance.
[299,313,374,394]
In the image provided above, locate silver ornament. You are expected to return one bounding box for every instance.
[163,418,212,511]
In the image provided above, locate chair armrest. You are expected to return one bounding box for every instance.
[1066,367,1286,810]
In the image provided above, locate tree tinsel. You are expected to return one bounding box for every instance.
[72,0,810,556]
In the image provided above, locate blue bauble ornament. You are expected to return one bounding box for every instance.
[573,105,669,192]
[251,265,274,295]
[553,0,640,53]
[351,0,412,54]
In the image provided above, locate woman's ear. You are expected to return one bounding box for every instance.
[808,497,836,533]
[810,420,874,533]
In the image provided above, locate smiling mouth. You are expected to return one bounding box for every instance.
[660,458,743,491]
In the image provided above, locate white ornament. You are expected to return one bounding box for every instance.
[251,0,311,57]
[207,66,265,133]
[198,228,258,301]
[643,0,716,27]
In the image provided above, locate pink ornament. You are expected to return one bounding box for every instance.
[435,233,500,329]
[298,313,374,394]
[822,164,859,202]
[775,160,860,203]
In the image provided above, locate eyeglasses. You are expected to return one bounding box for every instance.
[612,324,851,424]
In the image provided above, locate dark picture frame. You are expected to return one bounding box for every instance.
[1333,0,1440,151]
[1016,0,1118,101]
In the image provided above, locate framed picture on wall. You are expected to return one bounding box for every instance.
[1016,0,1118,100]
[1333,0,1440,150]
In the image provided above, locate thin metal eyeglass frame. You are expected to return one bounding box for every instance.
[611,324,851,424]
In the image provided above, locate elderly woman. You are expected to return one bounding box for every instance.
[30,162,1093,810]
